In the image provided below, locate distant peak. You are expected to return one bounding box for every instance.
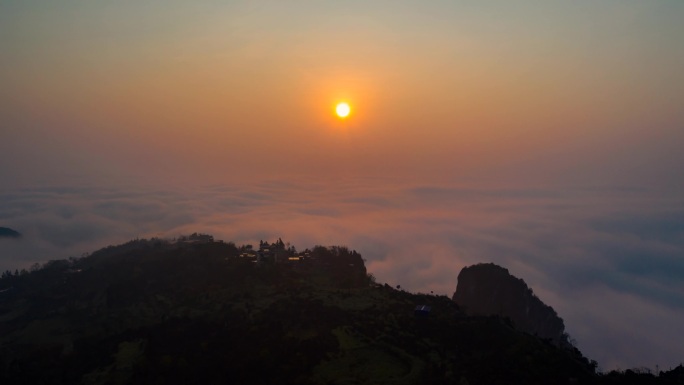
[0,227,21,239]
[453,262,566,344]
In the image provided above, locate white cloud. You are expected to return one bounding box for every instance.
[1,179,683,370]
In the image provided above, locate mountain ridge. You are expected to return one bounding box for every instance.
[0,235,681,384]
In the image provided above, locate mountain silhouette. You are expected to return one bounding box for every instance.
[0,236,681,384]
[0,227,21,239]
[452,263,566,345]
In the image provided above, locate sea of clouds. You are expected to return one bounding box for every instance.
[1,178,683,371]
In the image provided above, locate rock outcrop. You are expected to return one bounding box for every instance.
[452,263,566,344]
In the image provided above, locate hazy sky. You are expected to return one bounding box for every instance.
[1,0,683,371]
[3,0,683,187]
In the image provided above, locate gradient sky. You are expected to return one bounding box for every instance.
[2,0,684,371]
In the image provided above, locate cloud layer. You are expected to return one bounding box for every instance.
[1,179,683,371]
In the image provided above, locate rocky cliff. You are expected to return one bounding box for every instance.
[452,263,566,344]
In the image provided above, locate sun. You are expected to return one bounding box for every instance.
[335,102,351,118]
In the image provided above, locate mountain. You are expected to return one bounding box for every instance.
[0,227,21,239]
[0,236,681,384]
[452,263,566,345]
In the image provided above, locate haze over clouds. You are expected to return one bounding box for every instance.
[2,0,683,373]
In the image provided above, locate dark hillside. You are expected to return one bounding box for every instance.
[0,236,679,384]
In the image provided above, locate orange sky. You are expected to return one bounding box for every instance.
[2,1,683,188]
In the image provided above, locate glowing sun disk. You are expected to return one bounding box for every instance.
[336,103,351,118]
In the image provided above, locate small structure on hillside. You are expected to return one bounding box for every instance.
[414,305,431,317]
[177,233,214,244]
